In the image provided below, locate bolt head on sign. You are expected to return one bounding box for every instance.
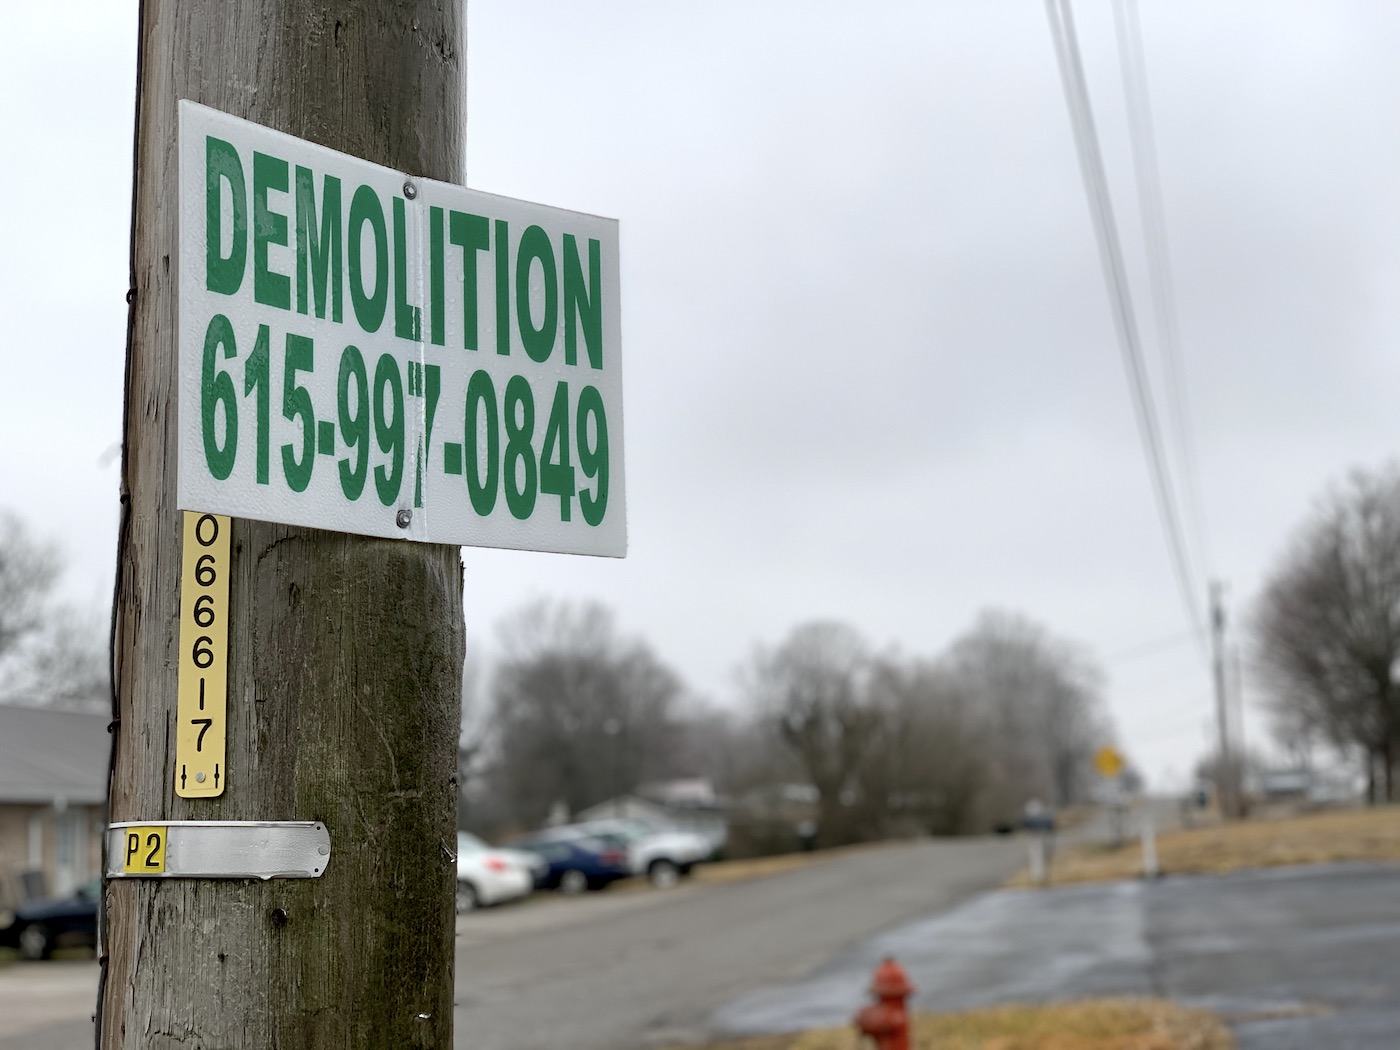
[1094,746,1124,779]
[177,101,625,556]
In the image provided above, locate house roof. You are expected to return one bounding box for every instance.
[573,795,666,823]
[0,704,109,806]
[575,794,728,822]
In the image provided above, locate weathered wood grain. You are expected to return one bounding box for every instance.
[104,3,465,1046]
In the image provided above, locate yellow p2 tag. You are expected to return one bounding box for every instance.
[121,826,167,874]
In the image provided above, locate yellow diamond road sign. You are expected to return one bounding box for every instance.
[1094,746,1124,779]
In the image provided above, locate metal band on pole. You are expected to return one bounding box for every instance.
[106,821,330,880]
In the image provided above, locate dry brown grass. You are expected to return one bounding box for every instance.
[691,850,844,885]
[672,998,1232,1050]
[611,841,895,894]
[1007,804,1400,888]
[604,852,828,896]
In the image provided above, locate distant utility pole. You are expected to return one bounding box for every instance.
[103,4,465,1048]
[1209,580,1236,819]
[1231,642,1246,807]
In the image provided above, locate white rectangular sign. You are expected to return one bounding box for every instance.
[178,102,625,556]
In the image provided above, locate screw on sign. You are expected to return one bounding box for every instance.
[854,957,913,1050]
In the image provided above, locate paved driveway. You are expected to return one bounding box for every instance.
[713,861,1400,1049]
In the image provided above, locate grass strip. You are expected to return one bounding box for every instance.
[1008,804,1400,888]
[675,998,1232,1050]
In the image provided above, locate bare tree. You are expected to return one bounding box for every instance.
[744,621,882,846]
[1255,465,1400,801]
[861,658,990,836]
[1,604,109,711]
[0,511,107,711]
[486,600,685,828]
[456,646,489,825]
[944,610,1107,815]
[0,512,59,661]
[666,700,790,794]
[470,603,1116,847]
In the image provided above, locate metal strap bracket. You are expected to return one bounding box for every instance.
[107,821,330,880]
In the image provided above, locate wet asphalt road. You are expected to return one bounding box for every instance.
[715,860,1400,1049]
[453,836,1024,1048]
[0,836,1024,1050]
[7,849,1395,1049]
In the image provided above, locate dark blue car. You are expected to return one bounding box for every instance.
[509,829,633,895]
[0,880,99,960]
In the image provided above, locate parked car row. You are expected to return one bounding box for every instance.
[5,824,710,958]
[507,817,713,893]
[455,817,717,912]
[507,826,634,895]
[574,817,712,889]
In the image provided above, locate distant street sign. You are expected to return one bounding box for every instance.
[177,102,625,556]
[1094,746,1125,779]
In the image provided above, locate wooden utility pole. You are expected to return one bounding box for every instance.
[1209,580,1235,819]
[103,3,465,1047]
[1230,642,1246,812]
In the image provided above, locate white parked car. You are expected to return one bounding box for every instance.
[455,832,538,912]
[575,818,713,888]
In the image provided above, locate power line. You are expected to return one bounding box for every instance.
[1044,0,1208,654]
[1103,628,1196,665]
[1111,0,1212,583]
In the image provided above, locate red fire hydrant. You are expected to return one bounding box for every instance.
[853,956,913,1050]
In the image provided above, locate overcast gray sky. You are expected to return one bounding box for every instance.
[5,1,1400,788]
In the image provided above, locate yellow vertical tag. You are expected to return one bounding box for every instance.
[174,512,231,798]
[120,825,168,874]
